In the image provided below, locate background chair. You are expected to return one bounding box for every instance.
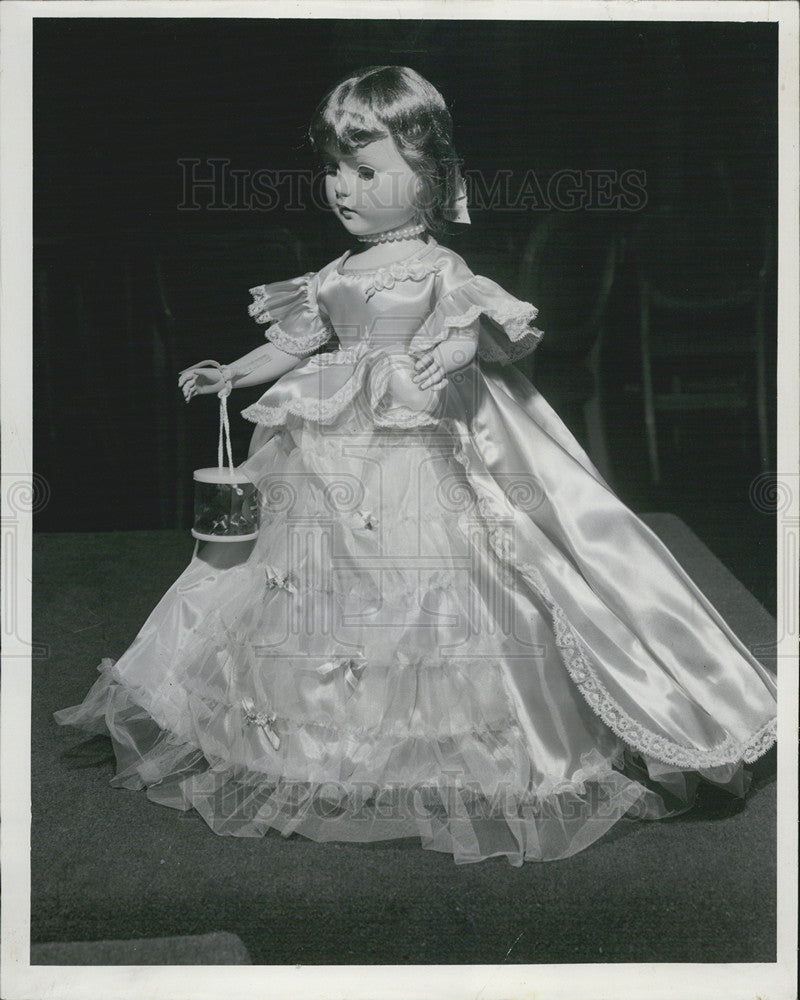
[33,228,311,532]
[516,211,620,483]
[633,203,774,484]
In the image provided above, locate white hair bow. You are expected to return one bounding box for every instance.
[443,174,471,224]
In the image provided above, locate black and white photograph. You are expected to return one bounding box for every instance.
[1,2,797,999]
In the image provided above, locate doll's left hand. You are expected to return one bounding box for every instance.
[410,347,449,391]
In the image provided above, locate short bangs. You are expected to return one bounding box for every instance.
[310,87,389,155]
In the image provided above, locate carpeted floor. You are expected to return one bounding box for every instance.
[30,518,777,965]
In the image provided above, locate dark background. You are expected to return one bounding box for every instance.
[32,18,778,609]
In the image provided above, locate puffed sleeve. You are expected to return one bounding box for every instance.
[408,252,543,366]
[247,271,334,358]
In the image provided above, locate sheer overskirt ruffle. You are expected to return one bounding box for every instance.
[55,656,703,865]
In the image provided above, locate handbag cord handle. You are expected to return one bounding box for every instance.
[178,359,241,492]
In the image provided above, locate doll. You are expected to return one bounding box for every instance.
[55,66,776,866]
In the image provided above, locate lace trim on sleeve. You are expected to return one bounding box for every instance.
[248,273,333,358]
[408,283,544,364]
[247,273,314,324]
[261,320,332,359]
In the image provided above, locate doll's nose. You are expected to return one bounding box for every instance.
[333,169,351,200]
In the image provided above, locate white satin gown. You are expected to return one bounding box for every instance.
[54,238,777,865]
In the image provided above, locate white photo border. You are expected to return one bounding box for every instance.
[2,2,797,999]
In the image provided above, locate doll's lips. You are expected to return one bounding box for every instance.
[337,206,357,218]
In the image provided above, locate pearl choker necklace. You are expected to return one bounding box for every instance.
[356,220,426,244]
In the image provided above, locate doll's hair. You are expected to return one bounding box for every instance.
[309,66,464,235]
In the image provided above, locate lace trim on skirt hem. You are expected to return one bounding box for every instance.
[445,420,778,771]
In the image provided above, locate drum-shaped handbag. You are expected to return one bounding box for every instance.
[181,360,261,543]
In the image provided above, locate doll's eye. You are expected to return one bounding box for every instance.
[323,162,338,176]
[357,166,376,180]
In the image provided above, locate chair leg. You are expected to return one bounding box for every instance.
[583,330,614,487]
[671,375,682,452]
[583,393,614,487]
[755,277,770,472]
[639,287,660,484]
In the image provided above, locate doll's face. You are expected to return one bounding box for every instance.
[323,135,421,237]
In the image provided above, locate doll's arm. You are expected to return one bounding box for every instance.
[224,341,307,388]
[179,342,305,401]
[411,330,478,391]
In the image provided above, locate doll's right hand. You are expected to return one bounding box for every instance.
[178,366,227,402]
